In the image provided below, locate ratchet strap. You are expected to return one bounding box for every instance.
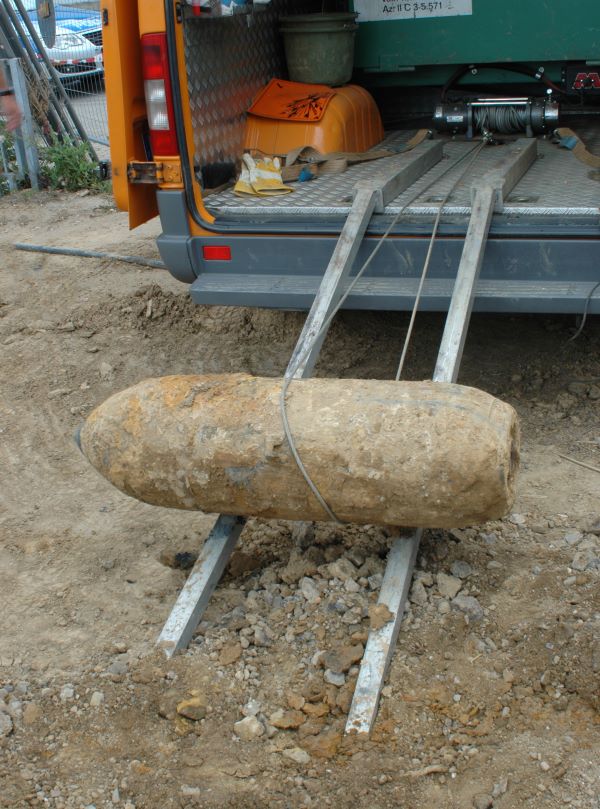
[555,127,600,169]
[251,129,432,183]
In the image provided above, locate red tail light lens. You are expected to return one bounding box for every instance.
[141,33,179,157]
[203,246,232,261]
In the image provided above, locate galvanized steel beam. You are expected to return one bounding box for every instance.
[346,139,536,735]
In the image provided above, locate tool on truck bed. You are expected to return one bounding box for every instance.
[78,136,536,734]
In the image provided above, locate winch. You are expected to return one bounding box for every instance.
[433,97,560,138]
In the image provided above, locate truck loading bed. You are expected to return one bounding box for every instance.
[204,129,600,222]
[140,0,600,314]
[182,129,600,314]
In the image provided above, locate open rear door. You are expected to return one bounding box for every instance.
[101,0,158,228]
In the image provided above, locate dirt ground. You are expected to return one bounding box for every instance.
[0,190,599,809]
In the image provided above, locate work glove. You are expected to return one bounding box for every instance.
[233,154,254,196]
[234,153,293,196]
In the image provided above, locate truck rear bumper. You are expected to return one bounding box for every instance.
[189,273,599,314]
[157,191,600,314]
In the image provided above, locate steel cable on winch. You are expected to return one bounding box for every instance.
[475,105,528,135]
[394,139,488,380]
[280,139,489,523]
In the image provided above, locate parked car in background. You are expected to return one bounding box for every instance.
[36,23,103,84]
[12,0,103,85]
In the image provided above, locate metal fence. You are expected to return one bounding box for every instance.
[30,0,109,150]
[1,56,40,188]
[52,0,109,151]
[0,0,109,147]
[0,0,111,189]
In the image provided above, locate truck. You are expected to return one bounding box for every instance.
[101,0,600,315]
[93,1,600,731]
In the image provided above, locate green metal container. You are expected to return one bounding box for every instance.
[350,0,600,80]
[280,13,359,86]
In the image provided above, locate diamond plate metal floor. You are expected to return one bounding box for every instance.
[205,131,600,220]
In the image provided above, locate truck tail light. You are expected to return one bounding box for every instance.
[203,245,232,261]
[141,32,179,157]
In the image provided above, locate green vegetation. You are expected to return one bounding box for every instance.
[0,123,19,195]
[0,128,110,195]
[39,136,109,193]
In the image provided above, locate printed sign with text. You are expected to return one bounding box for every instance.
[355,1,473,22]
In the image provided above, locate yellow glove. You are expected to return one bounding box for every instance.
[233,154,254,196]
[234,154,293,197]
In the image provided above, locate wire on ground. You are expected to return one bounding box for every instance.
[14,243,165,271]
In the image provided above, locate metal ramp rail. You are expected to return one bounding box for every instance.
[157,137,537,735]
